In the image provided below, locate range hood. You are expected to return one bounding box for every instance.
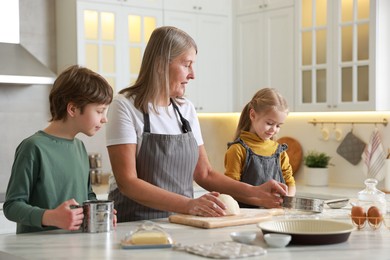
[0,1,56,85]
[0,43,56,84]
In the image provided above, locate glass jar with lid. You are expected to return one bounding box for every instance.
[357,178,387,214]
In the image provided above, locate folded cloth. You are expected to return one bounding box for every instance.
[337,131,366,165]
[362,129,386,181]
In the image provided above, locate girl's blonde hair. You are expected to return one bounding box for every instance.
[119,26,197,113]
[234,88,288,140]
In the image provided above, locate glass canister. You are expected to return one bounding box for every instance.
[357,178,387,214]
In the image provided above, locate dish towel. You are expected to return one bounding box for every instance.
[362,129,386,181]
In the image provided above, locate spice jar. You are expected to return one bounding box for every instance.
[89,153,102,169]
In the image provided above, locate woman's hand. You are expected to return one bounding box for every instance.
[42,199,84,231]
[187,192,227,217]
[254,180,288,208]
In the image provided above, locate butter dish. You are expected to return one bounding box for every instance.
[121,221,173,249]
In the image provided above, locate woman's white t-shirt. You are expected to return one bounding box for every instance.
[106,94,204,154]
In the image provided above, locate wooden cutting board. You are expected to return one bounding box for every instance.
[168,209,275,229]
[277,136,303,173]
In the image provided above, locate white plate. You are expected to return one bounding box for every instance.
[258,219,355,245]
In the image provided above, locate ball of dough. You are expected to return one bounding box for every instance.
[218,194,240,215]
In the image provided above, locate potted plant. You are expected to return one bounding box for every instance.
[303,150,332,186]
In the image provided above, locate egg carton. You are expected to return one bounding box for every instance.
[349,215,390,230]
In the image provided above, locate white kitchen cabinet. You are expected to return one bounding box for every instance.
[56,0,162,93]
[235,0,294,15]
[163,0,233,112]
[75,0,163,10]
[235,3,294,111]
[163,0,229,16]
[295,0,390,111]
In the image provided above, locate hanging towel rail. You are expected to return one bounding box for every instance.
[308,118,388,126]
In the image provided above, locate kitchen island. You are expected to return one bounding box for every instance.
[0,208,389,260]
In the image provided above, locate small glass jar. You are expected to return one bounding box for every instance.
[89,153,102,169]
[95,170,102,185]
[357,178,386,214]
[90,170,96,185]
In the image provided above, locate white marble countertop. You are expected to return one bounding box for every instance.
[1,184,389,259]
[0,207,390,260]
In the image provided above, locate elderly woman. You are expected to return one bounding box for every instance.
[106,26,287,222]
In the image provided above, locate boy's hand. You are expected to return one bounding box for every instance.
[42,199,84,231]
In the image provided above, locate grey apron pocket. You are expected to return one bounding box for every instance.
[336,131,366,165]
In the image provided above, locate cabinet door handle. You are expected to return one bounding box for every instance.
[198,6,202,10]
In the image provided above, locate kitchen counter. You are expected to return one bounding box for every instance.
[0,207,389,260]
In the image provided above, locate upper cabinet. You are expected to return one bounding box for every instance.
[235,0,295,111]
[236,0,294,15]
[296,0,390,111]
[163,0,230,15]
[78,0,163,9]
[56,0,163,93]
[164,0,233,112]
[56,0,233,112]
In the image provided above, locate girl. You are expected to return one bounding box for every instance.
[224,88,296,208]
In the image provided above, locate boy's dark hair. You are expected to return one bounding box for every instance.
[49,65,113,121]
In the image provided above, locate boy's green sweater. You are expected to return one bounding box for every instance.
[4,131,96,233]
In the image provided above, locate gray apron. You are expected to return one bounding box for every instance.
[109,99,199,222]
[228,138,287,208]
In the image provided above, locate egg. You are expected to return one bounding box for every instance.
[367,206,382,226]
[351,206,366,227]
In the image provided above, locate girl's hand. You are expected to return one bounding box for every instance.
[187,192,227,217]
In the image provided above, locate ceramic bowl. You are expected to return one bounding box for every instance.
[263,233,291,248]
[230,231,257,244]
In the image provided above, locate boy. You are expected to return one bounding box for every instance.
[4,65,114,233]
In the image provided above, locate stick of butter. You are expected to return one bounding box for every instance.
[130,232,169,245]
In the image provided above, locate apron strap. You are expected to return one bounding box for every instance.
[142,99,192,133]
[170,98,192,133]
[143,113,151,133]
